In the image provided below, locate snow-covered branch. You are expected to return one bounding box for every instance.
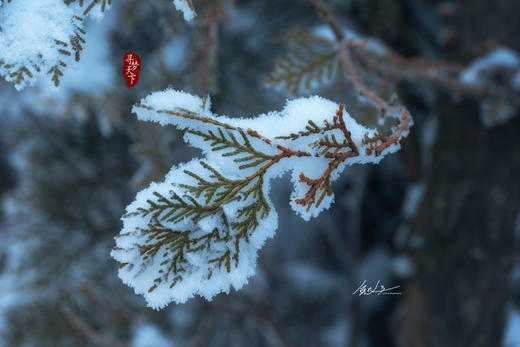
[0,0,113,90]
[111,89,411,308]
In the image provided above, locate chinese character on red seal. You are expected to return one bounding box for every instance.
[123,52,141,87]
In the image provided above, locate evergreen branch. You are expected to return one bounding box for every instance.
[117,88,412,306]
[65,0,113,15]
[181,161,248,205]
[9,66,33,86]
[133,104,238,130]
[332,103,358,153]
[131,213,237,293]
[311,133,347,155]
[231,176,270,238]
[84,0,111,15]
[191,222,230,251]
[187,128,274,169]
[246,128,272,145]
[310,0,414,134]
[309,0,412,158]
[135,190,216,224]
[139,219,191,272]
[275,119,322,140]
[71,16,86,62]
[160,107,238,130]
[294,104,359,209]
[139,217,234,292]
[295,150,356,210]
[55,39,72,57]
[296,173,333,212]
[138,164,273,227]
[48,65,64,87]
[131,144,313,287]
[277,104,359,157]
[360,131,384,155]
[266,29,340,95]
[133,104,315,165]
[0,5,88,89]
[208,249,232,273]
[179,158,279,210]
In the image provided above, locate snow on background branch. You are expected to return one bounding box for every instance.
[461,47,520,127]
[172,0,196,21]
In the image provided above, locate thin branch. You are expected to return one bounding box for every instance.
[61,304,128,347]
[310,0,490,99]
[310,0,412,155]
[353,50,490,98]
[333,103,358,153]
[133,104,238,130]
[295,148,357,208]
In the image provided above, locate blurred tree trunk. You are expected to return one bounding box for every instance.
[402,2,520,346]
[403,96,520,347]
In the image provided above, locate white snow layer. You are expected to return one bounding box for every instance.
[111,89,408,309]
[47,15,115,95]
[0,0,75,90]
[460,47,520,128]
[0,0,110,90]
[172,0,196,21]
[312,25,390,57]
[461,47,520,85]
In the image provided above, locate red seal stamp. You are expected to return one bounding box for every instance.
[123,52,141,87]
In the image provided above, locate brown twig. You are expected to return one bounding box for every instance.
[247,128,272,145]
[185,0,195,12]
[295,148,357,208]
[333,103,358,154]
[61,304,128,347]
[353,51,489,98]
[295,104,360,208]
[310,0,490,99]
[276,144,312,158]
[312,0,411,119]
[310,0,412,142]
[295,0,413,209]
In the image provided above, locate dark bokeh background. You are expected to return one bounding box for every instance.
[1,0,520,346]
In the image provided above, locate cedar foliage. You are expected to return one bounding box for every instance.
[0,0,112,89]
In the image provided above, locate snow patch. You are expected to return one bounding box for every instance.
[172,0,196,21]
[0,0,76,90]
[461,47,520,85]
